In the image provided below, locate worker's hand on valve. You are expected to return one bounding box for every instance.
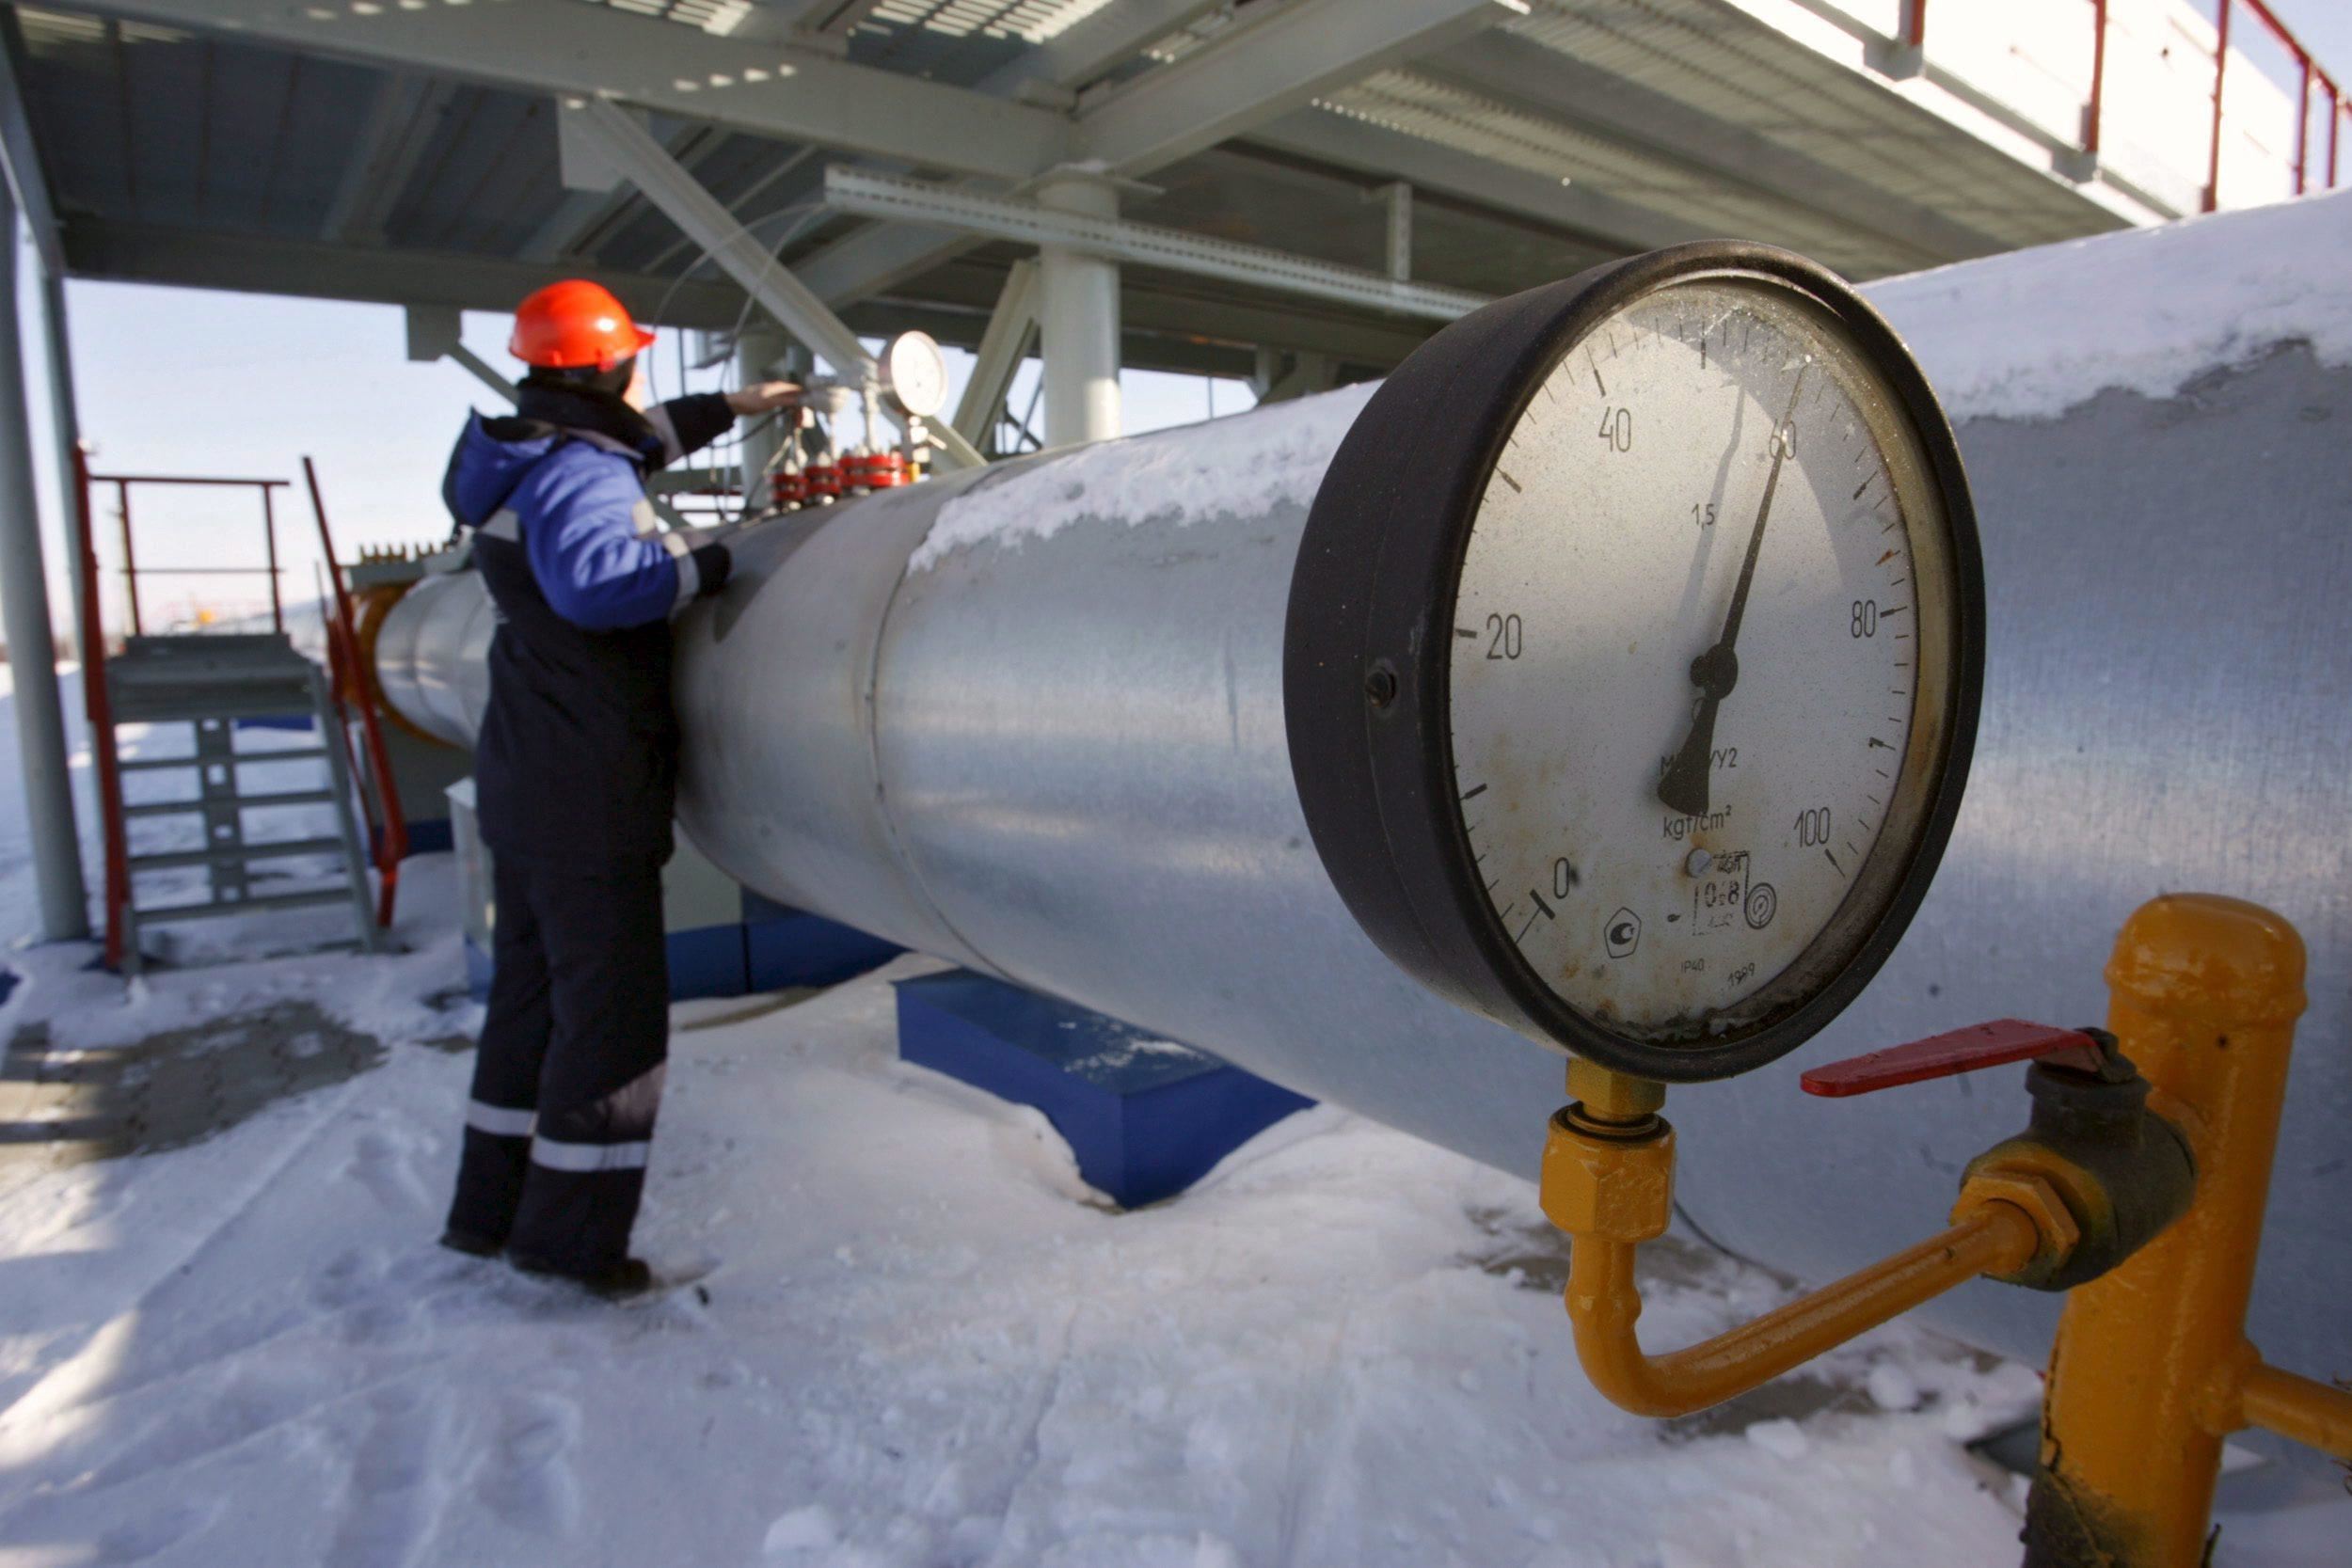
[726,381,803,416]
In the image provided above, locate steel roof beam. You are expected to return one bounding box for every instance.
[788,0,1228,309]
[568,99,984,468]
[1071,0,1516,174]
[1243,107,1708,256]
[951,259,1038,451]
[986,0,1227,102]
[797,0,1516,309]
[1424,32,2006,265]
[62,0,1068,182]
[59,217,754,327]
[824,167,1490,323]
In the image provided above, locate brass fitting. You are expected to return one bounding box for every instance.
[1951,1166,2080,1288]
[1540,1107,1675,1244]
[1963,1055,2195,1293]
[1565,1056,1666,1127]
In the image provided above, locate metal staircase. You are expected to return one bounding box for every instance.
[103,633,383,974]
[70,458,409,976]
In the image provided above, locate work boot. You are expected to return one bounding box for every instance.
[508,1251,658,1300]
[439,1226,505,1259]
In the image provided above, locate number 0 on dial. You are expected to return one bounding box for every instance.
[1285,244,1983,1083]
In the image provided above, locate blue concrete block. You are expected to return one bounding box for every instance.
[667,923,750,1001]
[893,972,1313,1209]
[464,925,749,1003]
[742,893,902,990]
[373,818,453,861]
[405,818,454,856]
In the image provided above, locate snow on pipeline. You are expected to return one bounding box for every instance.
[904,186,2352,577]
[1867,185,2352,423]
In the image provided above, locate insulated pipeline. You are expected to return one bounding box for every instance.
[374,198,2352,1393]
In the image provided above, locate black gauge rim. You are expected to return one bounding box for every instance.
[1282,241,1984,1083]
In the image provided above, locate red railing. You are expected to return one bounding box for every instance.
[1909,0,2349,210]
[72,448,132,971]
[87,472,290,636]
[303,457,409,928]
[2203,0,2345,207]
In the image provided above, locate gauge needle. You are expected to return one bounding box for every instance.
[1658,368,1808,818]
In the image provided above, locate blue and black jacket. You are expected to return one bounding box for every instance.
[442,385,735,868]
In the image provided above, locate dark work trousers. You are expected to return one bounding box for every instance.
[446,856,670,1271]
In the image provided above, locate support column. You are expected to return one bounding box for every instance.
[38,271,85,659]
[734,324,796,501]
[1035,172,1120,448]
[0,194,87,940]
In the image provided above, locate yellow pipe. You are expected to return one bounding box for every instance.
[2026,894,2312,1568]
[1565,1201,2040,1418]
[2235,1364,2352,1460]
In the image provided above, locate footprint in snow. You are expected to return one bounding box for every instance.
[324,1383,452,1568]
[475,1391,582,1534]
[345,1126,432,1213]
[312,1246,386,1310]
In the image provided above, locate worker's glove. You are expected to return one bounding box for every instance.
[691,540,732,597]
[661,526,736,613]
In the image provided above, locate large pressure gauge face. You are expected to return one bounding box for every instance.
[1286,244,1982,1083]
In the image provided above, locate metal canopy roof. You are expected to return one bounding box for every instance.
[9,0,2153,380]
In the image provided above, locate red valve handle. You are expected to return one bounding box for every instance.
[1799,1019,2109,1098]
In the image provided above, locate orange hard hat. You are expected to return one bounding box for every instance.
[508,279,657,372]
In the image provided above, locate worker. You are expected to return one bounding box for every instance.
[437,279,800,1297]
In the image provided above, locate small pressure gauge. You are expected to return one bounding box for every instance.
[880,331,949,420]
[1286,243,1983,1083]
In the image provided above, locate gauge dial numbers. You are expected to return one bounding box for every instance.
[1286,245,1982,1082]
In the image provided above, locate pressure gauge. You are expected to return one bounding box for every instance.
[1286,243,1982,1083]
[880,331,949,420]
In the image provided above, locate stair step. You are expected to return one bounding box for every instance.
[124,789,339,818]
[118,748,328,772]
[132,887,360,924]
[129,835,346,872]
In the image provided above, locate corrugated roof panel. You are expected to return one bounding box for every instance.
[18,8,376,238]
[385,90,573,256]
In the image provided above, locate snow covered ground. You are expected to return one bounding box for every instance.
[0,685,2341,1564]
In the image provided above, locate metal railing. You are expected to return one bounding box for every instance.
[1906,0,2348,211]
[303,458,410,928]
[71,448,133,970]
[87,471,289,637]
[2201,0,2344,207]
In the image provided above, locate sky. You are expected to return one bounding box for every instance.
[6,0,2348,642]
[10,256,1253,641]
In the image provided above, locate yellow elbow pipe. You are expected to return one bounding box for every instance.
[1565,1200,2040,1419]
[1541,1057,2051,1420]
